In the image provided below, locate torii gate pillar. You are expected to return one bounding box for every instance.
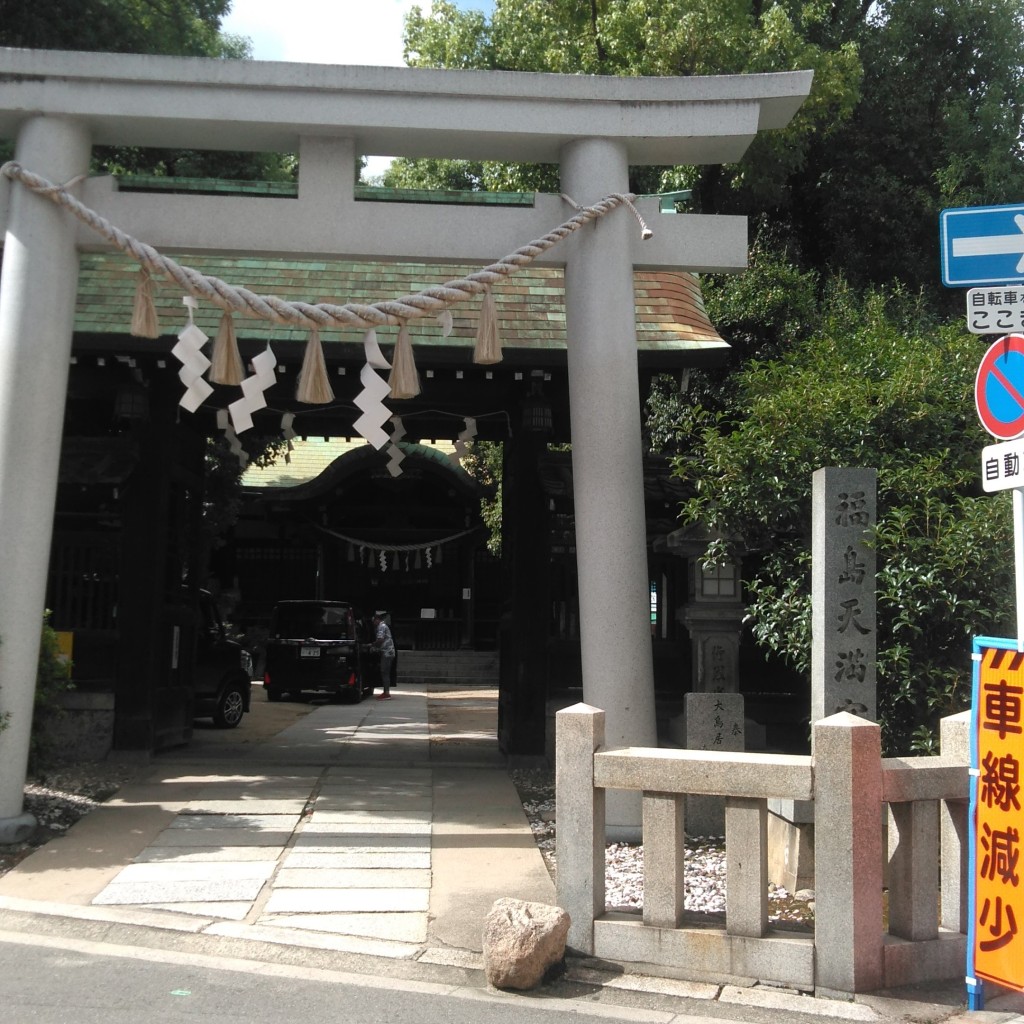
[0,116,90,839]
[561,139,657,831]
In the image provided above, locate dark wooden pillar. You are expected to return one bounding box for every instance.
[497,426,550,758]
[114,378,204,751]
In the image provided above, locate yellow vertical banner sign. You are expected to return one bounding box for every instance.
[970,639,1024,1005]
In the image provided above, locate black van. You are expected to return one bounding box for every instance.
[263,600,376,703]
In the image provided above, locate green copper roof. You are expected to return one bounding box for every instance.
[74,253,726,358]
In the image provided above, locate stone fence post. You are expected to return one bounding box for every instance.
[939,711,971,933]
[813,712,884,996]
[555,702,606,954]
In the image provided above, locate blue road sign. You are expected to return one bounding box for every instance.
[941,204,1024,287]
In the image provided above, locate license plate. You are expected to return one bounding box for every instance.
[300,646,321,658]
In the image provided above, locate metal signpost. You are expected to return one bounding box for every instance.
[944,202,1024,1006]
[969,331,1024,1007]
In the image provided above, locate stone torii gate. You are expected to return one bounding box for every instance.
[0,49,811,839]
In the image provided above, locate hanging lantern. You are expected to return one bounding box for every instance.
[521,371,552,436]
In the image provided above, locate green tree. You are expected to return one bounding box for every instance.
[0,0,247,57]
[0,0,296,182]
[788,0,1024,304]
[461,440,503,555]
[401,0,1024,309]
[396,0,861,197]
[675,283,1014,754]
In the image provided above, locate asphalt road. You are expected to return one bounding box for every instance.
[0,927,691,1024]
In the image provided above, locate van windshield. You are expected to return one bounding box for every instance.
[274,603,353,641]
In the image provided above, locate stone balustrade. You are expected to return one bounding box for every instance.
[556,704,971,997]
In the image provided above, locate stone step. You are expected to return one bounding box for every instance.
[397,651,499,684]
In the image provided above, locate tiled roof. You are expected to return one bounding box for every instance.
[74,253,726,357]
[241,438,457,489]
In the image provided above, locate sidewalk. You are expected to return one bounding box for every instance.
[0,682,1021,1024]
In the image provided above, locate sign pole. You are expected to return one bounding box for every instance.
[1016,488,1024,642]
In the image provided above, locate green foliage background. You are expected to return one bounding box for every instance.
[674,285,1015,753]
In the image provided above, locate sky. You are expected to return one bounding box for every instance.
[220,0,494,176]
[220,0,492,68]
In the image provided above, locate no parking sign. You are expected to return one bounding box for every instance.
[976,334,1024,440]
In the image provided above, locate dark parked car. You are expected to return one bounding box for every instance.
[263,599,376,703]
[193,590,253,728]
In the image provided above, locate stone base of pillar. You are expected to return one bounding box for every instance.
[0,812,37,844]
[767,809,815,894]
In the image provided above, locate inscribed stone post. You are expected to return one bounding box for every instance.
[684,692,744,835]
[811,468,878,725]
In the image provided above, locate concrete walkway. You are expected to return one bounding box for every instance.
[0,684,553,968]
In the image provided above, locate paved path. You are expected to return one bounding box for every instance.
[0,684,554,967]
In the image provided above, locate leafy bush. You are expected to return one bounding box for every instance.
[675,284,1013,754]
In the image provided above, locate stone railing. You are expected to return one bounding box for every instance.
[555,705,970,998]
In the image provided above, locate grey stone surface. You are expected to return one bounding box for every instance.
[880,932,967,989]
[555,704,606,955]
[181,800,308,815]
[812,713,884,995]
[725,797,768,937]
[767,810,815,894]
[482,897,570,990]
[166,813,301,830]
[147,901,252,920]
[264,888,429,914]
[939,712,970,934]
[720,985,878,1020]
[880,758,967,802]
[151,829,294,847]
[213,922,425,959]
[314,795,432,813]
[302,820,430,834]
[593,917,814,989]
[282,851,430,870]
[258,912,428,944]
[274,868,430,889]
[887,799,939,941]
[93,877,268,905]
[292,834,429,851]
[811,467,878,725]
[133,846,282,864]
[641,792,685,927]
[685,692,745,835]
[594,748,813,800]
[113,861,275,883]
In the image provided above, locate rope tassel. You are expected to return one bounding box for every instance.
[130,266,159,339]
[389,325,421,399]
[474,288,502,364]
[209,311,244,385]
[296,328,335,404]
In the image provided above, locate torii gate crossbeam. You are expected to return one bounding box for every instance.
[0,50,812,838]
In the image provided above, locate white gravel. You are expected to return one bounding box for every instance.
[512,767,813,926]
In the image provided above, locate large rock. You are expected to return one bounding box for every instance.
[482,898,571,990]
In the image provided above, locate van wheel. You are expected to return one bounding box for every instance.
[214,684,246,728]
[266,686,284,702]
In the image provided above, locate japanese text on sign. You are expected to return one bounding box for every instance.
[832,491,874,699]
[982,438,1024,493]
[968,288,1024,335]
[972,643,1024,992]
